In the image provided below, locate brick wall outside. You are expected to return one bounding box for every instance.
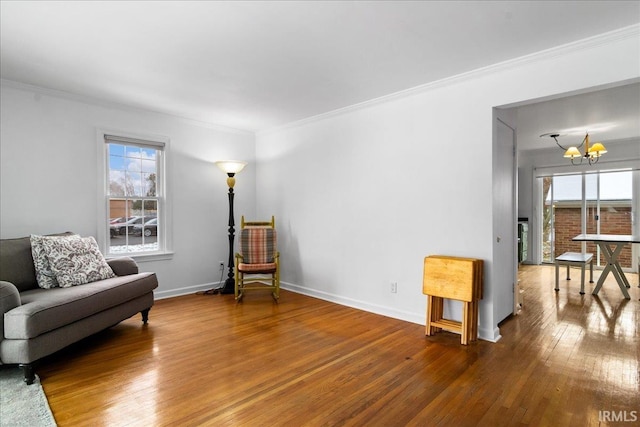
[554,205,632,268]
[109,200,131,220]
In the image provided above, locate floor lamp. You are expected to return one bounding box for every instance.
[215,160,247,294]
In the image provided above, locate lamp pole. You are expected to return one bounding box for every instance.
[222,172,236,294]
[215,161,247,295]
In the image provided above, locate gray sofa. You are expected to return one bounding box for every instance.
[0,234,158,384]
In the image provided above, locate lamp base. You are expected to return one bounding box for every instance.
[221,277,235,295]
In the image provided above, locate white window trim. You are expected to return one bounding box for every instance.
[96,128,173,261]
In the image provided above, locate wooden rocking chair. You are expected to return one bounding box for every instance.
[234,216,280,302]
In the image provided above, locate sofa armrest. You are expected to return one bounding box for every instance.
[107,257,139,276]
[1,281,21,343]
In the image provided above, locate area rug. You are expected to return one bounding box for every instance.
[0,366,56,426]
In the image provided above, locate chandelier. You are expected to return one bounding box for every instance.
[542,132,607,165]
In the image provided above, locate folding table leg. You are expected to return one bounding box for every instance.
[470,300,478,341]
[461,302,470,345]
[425,296,433,336]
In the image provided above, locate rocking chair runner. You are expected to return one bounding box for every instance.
[234,216,280,301]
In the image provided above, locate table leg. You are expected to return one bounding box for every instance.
[613,260,631,289]
[426,296,433,336]
[600,243,631,289]
[461,302,469,345]
[593,242,631,299]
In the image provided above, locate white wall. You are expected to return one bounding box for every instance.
[256,29,640,341]
[0,82,257,298]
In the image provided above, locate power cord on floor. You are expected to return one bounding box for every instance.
[196,264,225,295]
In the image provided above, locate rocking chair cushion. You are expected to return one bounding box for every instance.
[238,262,277,273]
[239,228,277,264]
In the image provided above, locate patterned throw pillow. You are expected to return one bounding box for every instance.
[30,234,80,289]
[42,236,115,287]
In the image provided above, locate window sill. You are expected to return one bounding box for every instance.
[107,251,174,263]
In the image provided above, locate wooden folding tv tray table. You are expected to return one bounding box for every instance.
[423,255,483,345]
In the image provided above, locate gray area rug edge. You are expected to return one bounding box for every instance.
[0,366,57,427]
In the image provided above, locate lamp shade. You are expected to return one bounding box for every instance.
[563,147,581,158]
[216,160,247,174]
[587,142,607,156]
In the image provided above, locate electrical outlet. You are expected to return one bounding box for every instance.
[219,262,225,271]
[390,282,397,293]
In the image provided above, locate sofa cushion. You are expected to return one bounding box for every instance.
[3,272,158,339]
[31,234,80,289]
[106,257,139,276]
[0,232,75,292]
[41,236,115,287]
[0,236,37,292]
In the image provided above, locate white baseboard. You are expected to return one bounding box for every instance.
[280,281,425,326]
[478,326,502,342]
[154,281,223,300]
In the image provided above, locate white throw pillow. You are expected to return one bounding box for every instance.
[42,236,115,287]
[30,234,80,289]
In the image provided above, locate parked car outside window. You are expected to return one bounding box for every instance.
[132,218,158,237]
[110,216,155,236]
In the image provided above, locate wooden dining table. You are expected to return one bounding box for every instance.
[572,234,640,299]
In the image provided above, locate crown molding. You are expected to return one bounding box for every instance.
[0,78,255,137]
[258,24,640,137]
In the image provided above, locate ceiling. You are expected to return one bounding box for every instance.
[1,1,639,137]
[514,82,640,152]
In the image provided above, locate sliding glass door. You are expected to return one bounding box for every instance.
[541,170,634,268]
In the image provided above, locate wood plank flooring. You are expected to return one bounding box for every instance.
[34,265,639,426]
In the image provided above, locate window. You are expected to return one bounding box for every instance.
[101,134,170,258]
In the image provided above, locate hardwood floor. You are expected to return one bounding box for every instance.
[36,266,639,426]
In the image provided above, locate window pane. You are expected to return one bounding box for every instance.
[140,200,158,248]
[143,199,157,215]
[109,144,125,157]
[601,171,632,199]
[125,171,143,196]
[108,200,129,226]
[126,157,141,173]
[141,148,157,171]
[125,145,141,159]
[109,171,125,196]
[109,154,125,171]
[143,173,156,196]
